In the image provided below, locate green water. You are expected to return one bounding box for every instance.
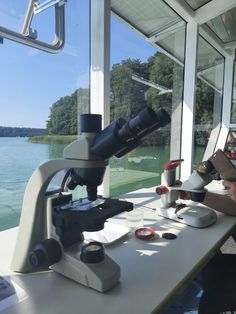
[0,137,204,231]
[109,146,170,196]
[0,138,65,231]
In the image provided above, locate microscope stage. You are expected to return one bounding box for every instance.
[60,198,106,211]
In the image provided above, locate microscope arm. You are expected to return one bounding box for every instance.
[11,158,107,273]
[179,149,236,216]
[200,149,236,215]
[180,189,236,215]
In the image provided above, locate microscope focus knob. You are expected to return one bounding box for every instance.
[29,238,62,268]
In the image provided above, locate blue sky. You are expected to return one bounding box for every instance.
[0,1,156,128]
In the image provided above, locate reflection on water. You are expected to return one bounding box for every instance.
[48,143,66,160]
[109,146,171,196]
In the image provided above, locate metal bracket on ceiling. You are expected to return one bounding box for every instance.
[34,0,67,14]
[0,0,66,53]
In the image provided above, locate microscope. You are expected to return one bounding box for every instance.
[11,106,170,292]
[156,149,236,228]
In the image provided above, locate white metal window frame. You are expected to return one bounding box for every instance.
[165,0,236,180]
[90,0,111,197]
[214,56,235,152]
[181,26,234,180]
[90,0,236,195]
[180,20,198,181]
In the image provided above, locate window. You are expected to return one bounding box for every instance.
[193,35,224,167]
[0,0,90,230]
[109,2,186,196]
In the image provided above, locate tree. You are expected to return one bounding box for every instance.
[145,53,174,116]
[195,79,215,125]
[46,88,89,135]
[46,53,217,149]
[110,58,149,120]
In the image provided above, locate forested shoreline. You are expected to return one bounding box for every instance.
[45,53,215,146]
[3,52,216,146]
[0,126,45,137]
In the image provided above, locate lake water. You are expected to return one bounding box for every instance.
[0,137,204,231]
[0,137,65,231]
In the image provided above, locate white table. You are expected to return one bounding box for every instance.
[1,187,236,314]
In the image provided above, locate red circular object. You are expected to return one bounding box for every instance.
[135,227,156,240]
[156,185,169,195]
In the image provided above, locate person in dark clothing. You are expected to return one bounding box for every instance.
[198,253,236,313]
[198,179,236,314]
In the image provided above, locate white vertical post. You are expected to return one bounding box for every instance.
[181,21,198,181]
[215,56,234,151]
[90,0,111,197]
[221,56,234,126]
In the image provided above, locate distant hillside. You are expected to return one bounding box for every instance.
[0,126,46,137]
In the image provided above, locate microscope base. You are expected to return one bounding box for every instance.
[156,204,217,228]
[51,245,120,292]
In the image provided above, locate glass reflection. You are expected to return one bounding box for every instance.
[184,0,211,10]
[193,36,224,168]
[206,8,236,44]
[110,8,185,196]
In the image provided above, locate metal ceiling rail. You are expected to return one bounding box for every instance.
[164,0,236,57]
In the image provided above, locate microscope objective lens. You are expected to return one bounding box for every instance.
[85,244,101,251]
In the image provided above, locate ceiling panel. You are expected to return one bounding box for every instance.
[206,7,236,43]
[184,0,212,10]
[156,26,186,63]
[197,36,224,91]
[111,0,181,38]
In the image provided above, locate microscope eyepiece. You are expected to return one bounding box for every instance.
[198,160,214,175]
[118,107,170,140]
[80,114,102,133]
[62,107,171,202]
[91,107,170,159]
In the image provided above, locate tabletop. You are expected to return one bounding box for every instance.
[0,187,236,314]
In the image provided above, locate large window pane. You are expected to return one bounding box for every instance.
[0,0,90,230]
[193,36,224,167]
[110,9,185,196]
